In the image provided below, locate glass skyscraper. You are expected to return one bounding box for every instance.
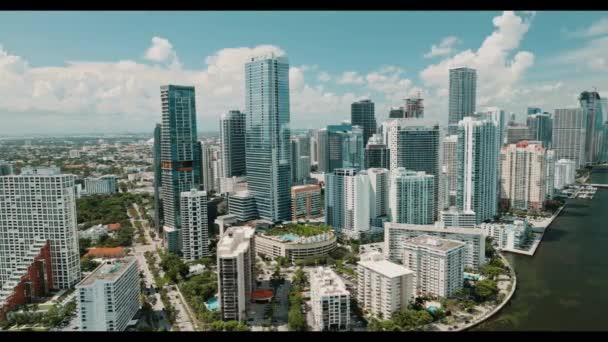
[579,91,604,165]
[153,123,163,233]
[448,68,477,135]
[220,110,247,178]
[455,117,501,224]
[324,124,365,173]
[351,99,377,146]
[245,54,291,222]
[160,85,201,255]
[389,168,436,225]
[552,108,587,168]
[396,120,440,221]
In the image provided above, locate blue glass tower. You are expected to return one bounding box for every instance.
[245,54,291,222]
[160,85,201,254]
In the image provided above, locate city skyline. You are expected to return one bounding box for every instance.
[1,11,608,134]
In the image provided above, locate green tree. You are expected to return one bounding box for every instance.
[474,279,498,302]
[80,256,100,272]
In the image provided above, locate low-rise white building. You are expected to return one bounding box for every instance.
[76,257,140,331]
[357,251,413,319]
[310,267,350,331]
[479,220,530,251]
[402,235,465,298]
[384,222,485,271]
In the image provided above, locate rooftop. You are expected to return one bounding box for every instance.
[385,222,484,236]
[77,257,136,287]
[217,226,255,258]
[85,247,126,258]
[310,267,348,297]
[404,235,465,252]
[262,223,333,238]
[358,252,413,278]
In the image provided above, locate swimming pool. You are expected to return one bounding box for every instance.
[280,234,299,242]
[205,297,219,311]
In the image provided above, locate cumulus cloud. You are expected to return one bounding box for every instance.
[420,11,535,111]
[317,71,331,82]
[565,17,608,38]
[336,71,365,85]
[144,37,181,68]
[423,36,461,58]
[554,36,608,72]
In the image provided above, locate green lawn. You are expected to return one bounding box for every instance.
[264,224,332,237]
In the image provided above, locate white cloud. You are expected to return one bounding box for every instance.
[554,36,608,72]
[423,36,461,58]
[565,17,608,38]
[420,11,535,110]
[336,71,365,85]
[317,71,331,82]
[144,37,180,68]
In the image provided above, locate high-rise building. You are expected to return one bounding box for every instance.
[245,54,292,223]
[160,85,201,255]
[402,235,465,297]
[76,257,140,331]
[297,156,311,184]
[220,110,247,178]
[545,149,556,199]
[291,184,323,221]
[291,136,311,185]
[153,123,164,232]
[357,251,414,319]
[364,134,390,169]
[310,267,350,331]
[455,117,501,224]
[527,107,542,115]
[366,168,390,228]
[381,119,408,170]
[0,166,81,290]
[384,222,485,270]
[448,68,477,135]
[506,125,534,144]
[324,124,365,173]
[325,169,370,238]
[351,99,377,146]
[316,128,329,173]
[180,189,210,260]
[405,97,424,119]
[389,168,436,225]
[0,240,52,321]
[217,226,255,322]
[227,190,259,222]
[441,135,459,207]
[500,142,551,211]
[479,108,507,145]
[580,91,604,165]
[0,161,13,176]
[396,120,440,220]
[199,141,215,193]
[310,134,319,166]
[552,108,587,168]
[389,107,405,119]
[527,113,553,148]
[554,159,576,190]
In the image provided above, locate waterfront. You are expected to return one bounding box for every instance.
[475,167,608,331]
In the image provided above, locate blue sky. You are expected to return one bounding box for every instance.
[1,11,607,134]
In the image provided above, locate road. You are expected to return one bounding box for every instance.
[130,202,195,331]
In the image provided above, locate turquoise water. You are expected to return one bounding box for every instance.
[206,297,219,311]
[280,234,299,241]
